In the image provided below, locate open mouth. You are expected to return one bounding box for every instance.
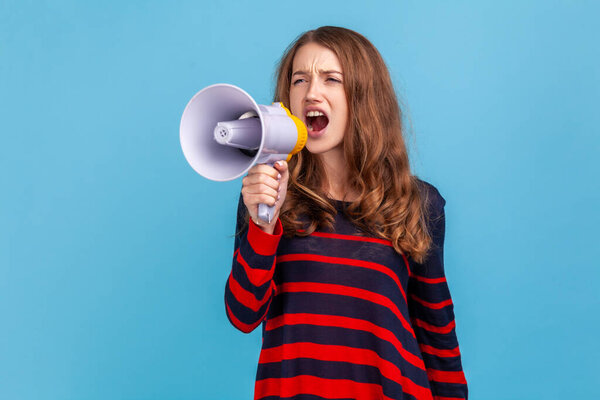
[306,110,329,133]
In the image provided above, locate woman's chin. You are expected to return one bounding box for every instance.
[305,141,327,154]
[306,140,343,156]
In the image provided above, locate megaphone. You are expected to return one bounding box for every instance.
[180,84,307,223]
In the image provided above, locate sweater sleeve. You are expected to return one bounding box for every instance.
[224,193,282,333]
[407,184,468,400]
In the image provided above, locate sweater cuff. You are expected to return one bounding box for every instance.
[247,218,283,256]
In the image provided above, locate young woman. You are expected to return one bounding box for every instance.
[224,26,468,400]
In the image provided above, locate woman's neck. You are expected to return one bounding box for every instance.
[320,147,358,201]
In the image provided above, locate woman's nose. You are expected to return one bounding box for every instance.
[305,80,322,102]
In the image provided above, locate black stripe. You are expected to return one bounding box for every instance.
[257,358,417,400]
[262,323,429,388]
[267,291,414,339]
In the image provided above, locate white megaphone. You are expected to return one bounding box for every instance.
[180,84,307,223]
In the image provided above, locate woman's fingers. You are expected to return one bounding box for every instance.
[247,164,281,180]
[241,192,278,207]
[241,184,278,202]
[242,164,280,208]
[273,160,288,184]
[242,172,280,192]
[241,161,289,230]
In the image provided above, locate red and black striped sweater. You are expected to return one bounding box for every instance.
[224,180,468,400]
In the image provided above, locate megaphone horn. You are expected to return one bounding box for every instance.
[180,84,307,223]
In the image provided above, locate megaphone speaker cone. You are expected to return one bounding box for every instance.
[180,84,308,222]
[180,84,263,181]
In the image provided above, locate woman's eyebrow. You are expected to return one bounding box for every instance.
[320,69,343,75]
[292,69,343,76]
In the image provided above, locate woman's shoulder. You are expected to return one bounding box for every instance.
[414,177,446,222]
[413,178,447,253]
[415,177,445,206]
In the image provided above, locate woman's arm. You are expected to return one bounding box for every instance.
[408,184,468,399]
[224,193,282,333]
[224,161,288,333]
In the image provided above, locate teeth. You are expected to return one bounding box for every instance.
[308,124,313,131]
[306,110,325,117]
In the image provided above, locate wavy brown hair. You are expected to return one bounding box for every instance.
[254,26,433,263]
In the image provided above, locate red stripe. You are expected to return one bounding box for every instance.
[255,374,401,400]
[279,282,414,337]
[227,272,274,312]
[412,274,447,284]
[297,231,412,277]
[400,251,412,277]
[235,249,275,287]
[410,294,453,309]
[247,218,282,255]
[419,343,461,358]
[225,297,271,334]
[427,368,467,384]
[277,253,407,301]
[258,342,433,400]
[414,318,456,334]
[265,313,425,371]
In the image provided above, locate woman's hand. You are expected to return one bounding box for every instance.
[241,160,289,234]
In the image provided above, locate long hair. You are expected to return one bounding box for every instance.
[265,26,433,263]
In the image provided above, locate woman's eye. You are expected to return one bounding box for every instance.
[327,77,342,83]
[292,78,305,85]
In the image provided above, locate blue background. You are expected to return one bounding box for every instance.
[2,1,599,399]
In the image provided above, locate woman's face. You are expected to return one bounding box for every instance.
[289,42,349,156]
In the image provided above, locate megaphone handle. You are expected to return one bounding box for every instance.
[258,202,276,224]
[257,161,278,224]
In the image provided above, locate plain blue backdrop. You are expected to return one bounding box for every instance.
[2,1,599,399]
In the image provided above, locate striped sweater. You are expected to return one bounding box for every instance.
[224,181,468,400]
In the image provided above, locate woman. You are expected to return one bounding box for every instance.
[224,26,468,400]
